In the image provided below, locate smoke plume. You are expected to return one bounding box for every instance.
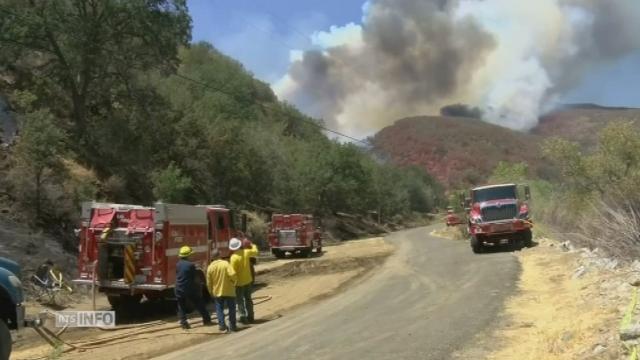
[274,0,640,136]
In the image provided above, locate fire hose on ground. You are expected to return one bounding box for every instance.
[21,295,274,360]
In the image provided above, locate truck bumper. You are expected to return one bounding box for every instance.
[72,279,168,291]
[16,304,25,330]
[272,246,309,251]
[470,220,532,236]
[15,304,45,329]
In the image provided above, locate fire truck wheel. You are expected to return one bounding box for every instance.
[0,319,10,360]
[107,295,122,309]
[109,294,142,313]
[471,236,483,254]
[316,246,322,254]
[272,250,286,259]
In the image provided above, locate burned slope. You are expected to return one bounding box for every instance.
[371,116,542,187]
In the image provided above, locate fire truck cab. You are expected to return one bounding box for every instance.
[268,214,322,258]
[74,202,243,310]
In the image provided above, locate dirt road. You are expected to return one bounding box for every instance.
[158,226,520,360]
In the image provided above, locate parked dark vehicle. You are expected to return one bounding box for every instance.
[0,257,43,360]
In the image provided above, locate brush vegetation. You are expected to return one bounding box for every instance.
[0,1,443,249]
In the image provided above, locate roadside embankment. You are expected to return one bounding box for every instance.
[448,230,635,360]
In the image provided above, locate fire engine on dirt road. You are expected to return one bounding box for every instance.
[73,201,245,311]
[462,183,533,253]
[268,214,322,258]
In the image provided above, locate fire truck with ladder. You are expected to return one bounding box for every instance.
[268,214,322,258]
[73,202,245,310]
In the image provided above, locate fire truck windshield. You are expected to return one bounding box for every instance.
[472,186,517,203]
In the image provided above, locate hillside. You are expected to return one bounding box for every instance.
[371,116,542,187]
[0,1,444,249]
[371,105,640,188]
[534,105,640,150]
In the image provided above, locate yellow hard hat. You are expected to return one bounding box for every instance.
[179,245,193,258]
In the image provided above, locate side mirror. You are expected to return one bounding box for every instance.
[524,185,531,200]
[464,197,471,211]
[459,193,466,208]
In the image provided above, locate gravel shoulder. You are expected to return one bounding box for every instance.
[453,235,628,360]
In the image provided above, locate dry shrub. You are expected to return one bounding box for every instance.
[578,201,640,259]
[244,211,268,248]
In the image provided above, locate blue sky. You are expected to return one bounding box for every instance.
[187,0,640,109]
[188,0,364,83]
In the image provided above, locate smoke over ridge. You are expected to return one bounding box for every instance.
[274,0,640,136]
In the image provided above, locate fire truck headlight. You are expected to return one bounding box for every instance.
[155,231,163,241]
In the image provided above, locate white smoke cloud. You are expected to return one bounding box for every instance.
[310,23,364,49]
[274,0,640,135]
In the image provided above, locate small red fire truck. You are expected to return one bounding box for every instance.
[267,214,322,258]
[73,202,243,309]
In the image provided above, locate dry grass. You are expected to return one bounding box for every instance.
[483,239,621,360]
[578,201,640,260]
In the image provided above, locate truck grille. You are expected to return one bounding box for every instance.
[481,204,518,222]
[277,230,298,246]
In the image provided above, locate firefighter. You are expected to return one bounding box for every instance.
[98,223,113,281]
[175,245,212,329]
[206,250,238,332]
[229,238,258,324]
[238,232,257,285]
[100,223,113,242]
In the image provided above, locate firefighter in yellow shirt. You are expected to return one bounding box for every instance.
[229,237,258,324]
[206,250,238,332]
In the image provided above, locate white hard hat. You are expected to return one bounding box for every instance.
[229,238,242,251]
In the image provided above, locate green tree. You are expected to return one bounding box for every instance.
[489,161,529,184]
[10,109,67,223]
[152,162,192,203]
[0,0,191,148]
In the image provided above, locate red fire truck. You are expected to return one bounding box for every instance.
[73,202,243,309]
[462,184,533,253]
[267,214,322,258]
